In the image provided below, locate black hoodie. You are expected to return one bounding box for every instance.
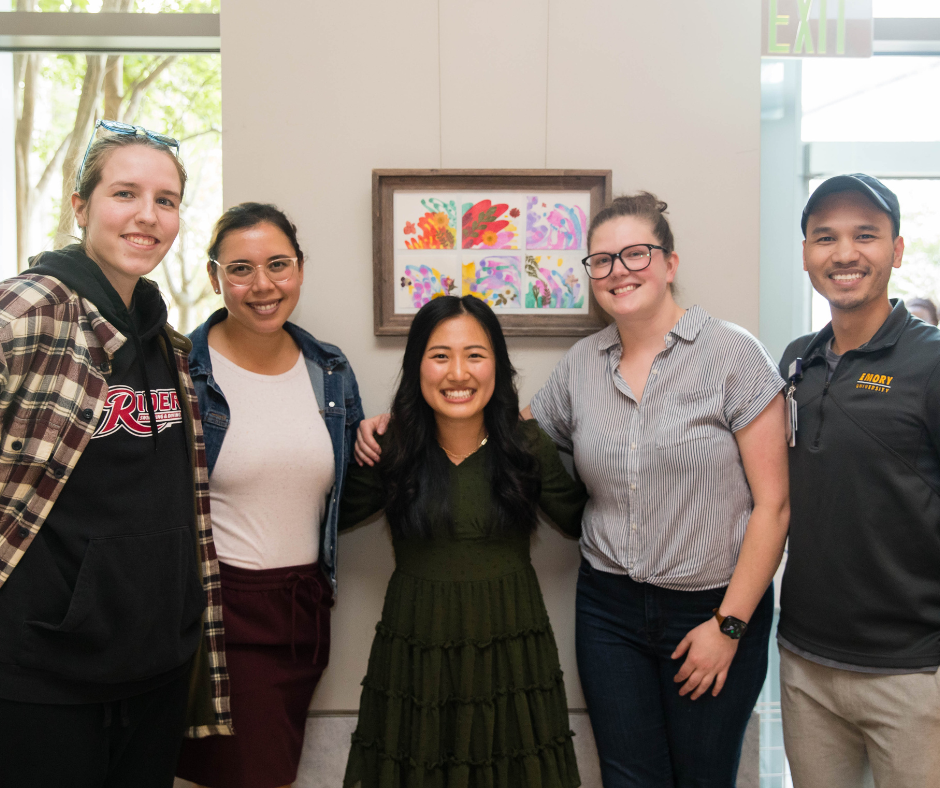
[0,246,206,703]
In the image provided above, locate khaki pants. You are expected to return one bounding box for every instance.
[780,646,940,788]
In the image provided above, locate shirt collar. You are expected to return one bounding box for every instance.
[597,304,709,352]
[801,298,909,362]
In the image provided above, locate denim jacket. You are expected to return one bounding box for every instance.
[188,309,363,593]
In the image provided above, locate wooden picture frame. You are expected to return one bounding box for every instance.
[372,169,613,336]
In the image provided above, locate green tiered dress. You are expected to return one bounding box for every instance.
[339,422,587,788]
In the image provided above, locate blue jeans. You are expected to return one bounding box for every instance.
[576,559,773,788]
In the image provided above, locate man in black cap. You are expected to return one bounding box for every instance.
[778,174,940,787]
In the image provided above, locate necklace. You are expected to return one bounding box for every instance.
[439,433,488,461]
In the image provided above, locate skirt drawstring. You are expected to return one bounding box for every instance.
[285,571,325,663]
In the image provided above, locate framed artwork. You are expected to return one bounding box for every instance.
[372,169,613,336]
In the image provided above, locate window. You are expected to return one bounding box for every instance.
[3,0,222,330]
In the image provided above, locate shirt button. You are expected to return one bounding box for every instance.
[631,523,637,531]
[11,440,23,451]
[327,370,333,375]
[17,526,29,539]
[630,483,636,490]
[79,408,94,422]
[652,370,659,375]
[328,401,335,408]
[53,467,65,479]
[630,442,637,450]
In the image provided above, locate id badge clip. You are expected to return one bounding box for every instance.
[785,358,802,448]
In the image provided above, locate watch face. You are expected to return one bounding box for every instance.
[720,616,748,640]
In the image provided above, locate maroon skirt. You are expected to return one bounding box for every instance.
[176,560,332,788]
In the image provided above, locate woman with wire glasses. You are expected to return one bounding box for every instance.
[175,203,363,788]
[0,122,231,787]
[357,193,789,787]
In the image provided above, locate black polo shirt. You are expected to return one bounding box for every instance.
[779,300,940,669]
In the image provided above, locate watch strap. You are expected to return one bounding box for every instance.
[713,609,748,639]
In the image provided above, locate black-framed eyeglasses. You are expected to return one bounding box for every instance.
[581,244,667,279]
[211,257,299,287]
[75,120,180,192]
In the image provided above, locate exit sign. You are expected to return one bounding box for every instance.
[762,0,873,58]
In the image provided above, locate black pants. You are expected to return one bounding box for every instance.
[0,667,190,788]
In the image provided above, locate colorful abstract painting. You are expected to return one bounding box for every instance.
[395,258,459,311]
[462,255,522,309]
[461,194,524,249]
[524,254,586,310]
[526,193,590,250]
[395,194,458,249]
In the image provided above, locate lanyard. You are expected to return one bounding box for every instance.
[785,358,802,448]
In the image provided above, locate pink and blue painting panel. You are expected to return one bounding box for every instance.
[526,193,590,250]
[395,255,460,312]
[462,255,523,309]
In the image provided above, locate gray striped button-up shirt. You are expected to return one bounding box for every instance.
[531,305,783,591]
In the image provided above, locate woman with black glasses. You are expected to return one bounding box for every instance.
[525,193,788,788]
[0,122,231,786]
[357,193,789,788]
[175,203,363,788]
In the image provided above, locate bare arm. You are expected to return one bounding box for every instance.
[672,393,789,699]
[520,405,533,420]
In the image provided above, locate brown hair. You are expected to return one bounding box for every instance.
[588,192,677,296]
[906,297,939,326]
[587,191,675,253]
[207,203,305,265]
[75,132,187,203]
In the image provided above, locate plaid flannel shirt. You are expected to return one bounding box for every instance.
[0,273,232,737]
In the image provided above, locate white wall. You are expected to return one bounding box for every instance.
[221,0,762,714]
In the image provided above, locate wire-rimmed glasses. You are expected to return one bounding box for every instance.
[211,257,299,287]
[75,120,180,191]
[581,244,666,279]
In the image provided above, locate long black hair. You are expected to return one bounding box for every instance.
[381,296,541,539]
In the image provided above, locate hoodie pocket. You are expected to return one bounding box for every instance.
[20,527,206,684]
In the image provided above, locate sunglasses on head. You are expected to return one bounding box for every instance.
[75,120,180,192]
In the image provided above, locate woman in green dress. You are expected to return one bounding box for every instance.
[340,295,587,788]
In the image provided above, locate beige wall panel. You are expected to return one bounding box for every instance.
[438,0,548,168]
[221,0,762,718]
[546,0,762,333]
[223,0,442,712]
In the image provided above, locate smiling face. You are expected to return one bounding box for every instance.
[209,221,304,337]
[71,145,182,304]
[588,215,679,323]
[803,190,904,316]
[419,313,496,429]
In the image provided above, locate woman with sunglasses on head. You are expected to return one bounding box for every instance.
[0,122,231,787]
[357,193,789,788]
[175,203,363,788]
[340,295,587,788]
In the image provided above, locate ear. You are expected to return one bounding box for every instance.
[297,257,305,286]
[892,235,904,269]
[71,192,88,228]
[664,251,680,283]
[802,239,808,272]
[207,260,221,294]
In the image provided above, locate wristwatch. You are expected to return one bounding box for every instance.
[713,609,748,640]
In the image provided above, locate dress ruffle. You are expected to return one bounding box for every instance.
[343,562,579,788]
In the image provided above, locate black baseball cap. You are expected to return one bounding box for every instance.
[801,173,900,237]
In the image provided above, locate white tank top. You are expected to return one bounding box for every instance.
[207,348,335,569]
